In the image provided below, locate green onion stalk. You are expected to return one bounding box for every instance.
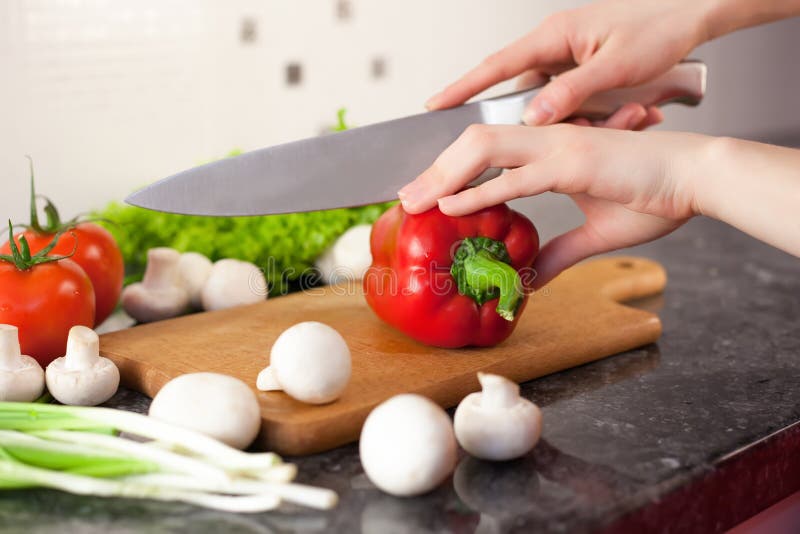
[0,402,338,512]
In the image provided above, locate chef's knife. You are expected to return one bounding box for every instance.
[127,60,706,216]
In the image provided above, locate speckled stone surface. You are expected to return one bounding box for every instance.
[1,216,798,534]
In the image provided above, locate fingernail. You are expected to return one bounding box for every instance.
[437,196,455,214]
[399,194,420,213]
[523,99,554,125]
[397,184,413,199]
[398,182,424,203]
[425,93,442,110]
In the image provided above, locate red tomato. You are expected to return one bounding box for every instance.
[0,258,95,366]
[1,223,123,326]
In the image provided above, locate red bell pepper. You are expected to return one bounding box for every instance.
[364,203,539,348]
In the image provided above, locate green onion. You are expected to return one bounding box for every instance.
[0,457,282,512]
[121,474,338,510]
[0,430,157,476]
[0,403,278,470]
[0,402,337,512]
[31,430,230,483]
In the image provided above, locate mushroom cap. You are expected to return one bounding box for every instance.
[45,325,119,406]
[149,372,261,450]
[360,394,457,497]
[0,324,45,402]
[0,357,45,402]
[316,224,373,284]
[269,321,351,404]
[454,391,542,461]
[121,283,189,323]
[178,252,213,309]
[121,247,190,323]
[46,356,120,406]
[201,259,267,312]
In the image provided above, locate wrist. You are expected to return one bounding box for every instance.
[692,0,724,43]
[696,0,758,42]
[689,135,739,220]
[701,0,800,41]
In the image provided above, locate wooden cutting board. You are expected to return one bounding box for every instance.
[100,256,665,456]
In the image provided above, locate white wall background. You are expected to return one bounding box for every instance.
[1,1,799,235]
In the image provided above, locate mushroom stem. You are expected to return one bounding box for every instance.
[64,326,100,371]
[120,247,190,323]
[256,367,282,391]
[477,372,519,410]
[141,248,182,290]
[0,325,22,369]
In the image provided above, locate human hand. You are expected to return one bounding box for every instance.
[397,125,711,287]
[426,0,711,125]
[565,102,664,131]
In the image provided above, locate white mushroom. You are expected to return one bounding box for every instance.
[315,224,373,284]
[178,252,213,309]
[359,394,457,497]
[149,372,261,450]
[121,247,190,323]
[454,372,542,461]
[45,325,120,406]
[0,324,45,402]
[201,258,267,312]
[257,322,350,404]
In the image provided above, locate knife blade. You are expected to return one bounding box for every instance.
[127,60,706,216]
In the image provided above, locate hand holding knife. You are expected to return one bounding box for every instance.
[127,61,706,217]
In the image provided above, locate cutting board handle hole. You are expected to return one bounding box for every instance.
[617,260,635,269]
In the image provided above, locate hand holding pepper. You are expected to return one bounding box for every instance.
[398,0,800,289]
[364,202,538,348]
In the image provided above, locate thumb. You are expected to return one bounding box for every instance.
[531,224,608,289]
[524,52,627,126]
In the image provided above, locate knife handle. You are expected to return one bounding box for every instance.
[482,59,707,123]
[573,59,707,119]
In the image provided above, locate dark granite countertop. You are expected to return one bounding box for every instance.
[2,215,798,533]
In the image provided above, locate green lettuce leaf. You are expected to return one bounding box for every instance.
[95,201,393,296]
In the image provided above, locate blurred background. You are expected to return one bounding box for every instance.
[1,0,799,237]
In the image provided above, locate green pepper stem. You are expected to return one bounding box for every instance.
[461,249,523,321]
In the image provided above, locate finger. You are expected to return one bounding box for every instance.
[600,103,648,130]
[634,106,664,130]
[523,49,627,126]
[398,124,574,213]
[530,224,609,289]
[515,69,550,91]
[437,159,562,217]
[568,117,592,127]
[426,28,563,110]
[399,125,540,213]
